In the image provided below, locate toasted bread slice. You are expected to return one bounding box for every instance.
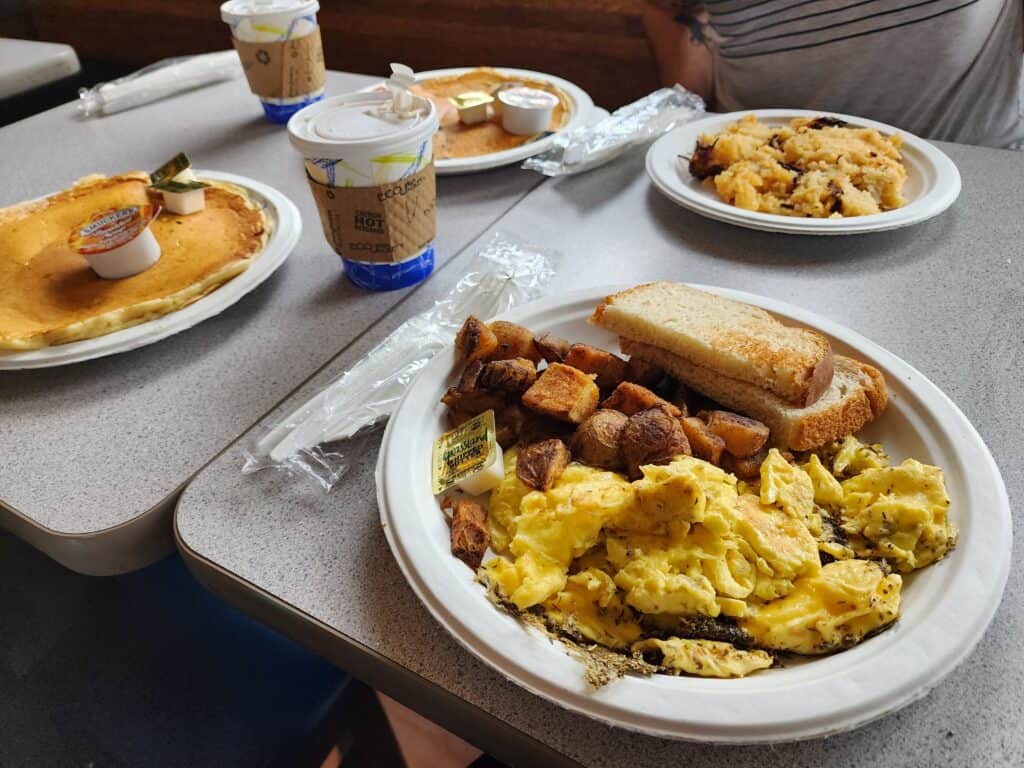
[620,339,887,451]
[592,283,834,407]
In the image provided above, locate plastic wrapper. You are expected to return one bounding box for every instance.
[242,232,560,491]
[522,85,705,176]
[77,51,243,117]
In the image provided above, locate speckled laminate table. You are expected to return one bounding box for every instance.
[0,70,541,575]
[177,142,1024,766]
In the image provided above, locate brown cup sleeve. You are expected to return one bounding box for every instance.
[306,163,437,264]
[232,29,326,99]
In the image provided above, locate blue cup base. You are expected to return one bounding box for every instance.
[342,245,435,291]
[261,93,324,124]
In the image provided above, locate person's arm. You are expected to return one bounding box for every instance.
[641,1,714,102]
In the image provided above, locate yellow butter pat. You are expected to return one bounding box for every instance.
[431,410,502,495]
[450,91,493,126]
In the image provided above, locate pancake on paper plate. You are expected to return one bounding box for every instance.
[0,172,267,350]
[413,67,570,160]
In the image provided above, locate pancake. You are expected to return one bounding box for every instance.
[0,173,267,350]
[413,67,570,160]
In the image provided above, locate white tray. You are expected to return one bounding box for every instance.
[377,285,1010,743]
[0,171,300,370]
[646,110,961,235]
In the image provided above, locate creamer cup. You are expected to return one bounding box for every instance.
[288,90,440,290]
[499,87,558,136]
[221,0,325,124]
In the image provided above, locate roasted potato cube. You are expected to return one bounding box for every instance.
[488,321,541,363]
[495,402,527,448]
[625,356,665,389]
[699,410,770,458]
[570,409,628,471]
[601,382,682,418]
[455,315,499,363]
[516,438,571,491]
[563,344,629,391]
[479,358,537,392]
[457,360,484,394]
[441,387,507,415]
[518,412,574,447]
[451,499,490,570]
[721,446,769,480]
[521,363,600,424]
[534,331,571,364]
[680,416,726,465]
[621,406,691,480]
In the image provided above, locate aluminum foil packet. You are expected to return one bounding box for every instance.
[522,85,706,176]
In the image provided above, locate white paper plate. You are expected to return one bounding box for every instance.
[0,171,300,370]
[365,67,594,175]
[377,285,1010,743]
[647,110,961,235]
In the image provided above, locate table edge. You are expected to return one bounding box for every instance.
[0,491,177,575]
[173,506,582,768]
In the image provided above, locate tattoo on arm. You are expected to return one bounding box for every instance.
[679,15,710,46]
[674,3,711,47]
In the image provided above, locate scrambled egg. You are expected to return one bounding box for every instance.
[480,439,956,681]
[633,637,772,678]
[740,559,901,654]
[694,114,907,218]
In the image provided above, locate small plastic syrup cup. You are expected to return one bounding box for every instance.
[221,0,325,124]
[70,205,162,279]
[288,88,440,291]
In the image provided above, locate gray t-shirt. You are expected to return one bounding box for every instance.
[708,0,1024,147]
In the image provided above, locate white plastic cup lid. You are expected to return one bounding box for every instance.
[220,0,319,24]
[287,92,439,159]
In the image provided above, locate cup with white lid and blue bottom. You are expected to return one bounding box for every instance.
[288,87,440,291]
[221,0,326,124]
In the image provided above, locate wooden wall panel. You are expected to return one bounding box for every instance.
[14,0,660,108]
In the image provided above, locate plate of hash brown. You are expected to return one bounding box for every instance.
[0,170,299,369]
[646,109,961,235]
[406,67,594,174]
[377,282,1009,742]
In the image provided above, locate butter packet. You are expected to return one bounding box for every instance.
[149,152,209,214]
[431,410,499,496]
[150,152,192,186]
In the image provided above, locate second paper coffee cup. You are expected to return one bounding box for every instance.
[288,91,440,291]
[221,0,326,124]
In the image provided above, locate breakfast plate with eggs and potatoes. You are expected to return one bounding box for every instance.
[646,109,961,235]
[0,168,300,369]
[377,281,1010,743]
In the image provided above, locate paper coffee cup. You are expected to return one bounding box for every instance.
[288,90,440,291]
[221,0,326,124]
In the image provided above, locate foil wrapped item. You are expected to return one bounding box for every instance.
[522,85,705,176]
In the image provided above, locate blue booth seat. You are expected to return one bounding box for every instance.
[0,533,353,768]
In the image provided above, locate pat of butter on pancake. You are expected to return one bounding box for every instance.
[0,173,267,350]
